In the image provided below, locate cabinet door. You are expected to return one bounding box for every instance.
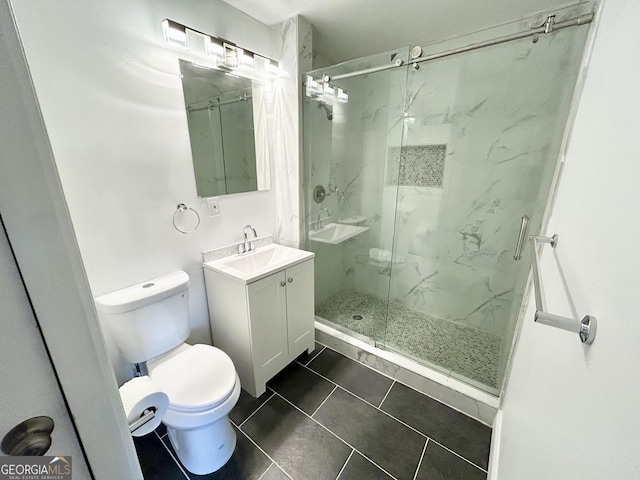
[247,271,289,381]
[285,260,315,355]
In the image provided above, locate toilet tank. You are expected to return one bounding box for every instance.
[94,271,191,364]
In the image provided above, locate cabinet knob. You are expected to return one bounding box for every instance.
[288,278,293,283]
[280,281,286,287]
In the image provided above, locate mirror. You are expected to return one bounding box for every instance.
[179,59,270,197]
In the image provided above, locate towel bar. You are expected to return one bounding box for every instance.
[529,234,597,344]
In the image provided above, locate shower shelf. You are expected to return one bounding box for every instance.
[308,223,369,245]
[529,234,597,344]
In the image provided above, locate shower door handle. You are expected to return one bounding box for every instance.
[513,215,530,261]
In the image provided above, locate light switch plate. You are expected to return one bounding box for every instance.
[207,197,221,216]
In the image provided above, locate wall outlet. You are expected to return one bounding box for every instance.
[207,197,221,216]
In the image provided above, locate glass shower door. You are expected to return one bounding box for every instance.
[303,48,409,346]
[383,19,589,393]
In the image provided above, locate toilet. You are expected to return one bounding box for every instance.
[94,271,241,475]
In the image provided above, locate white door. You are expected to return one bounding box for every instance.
[0,221,91,478]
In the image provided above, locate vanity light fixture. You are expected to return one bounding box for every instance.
[204,36,224,59]
[403,112,416,124]
[304,75,348,104]
[266,59,284,77]
[305,75,322,98]
[162,19,188,49]
[221,43,239,68]
[337,88,349,103]
[251,55,285,79]
[238,50,255,69]
[322,83,336,101]
[162,19,285,79]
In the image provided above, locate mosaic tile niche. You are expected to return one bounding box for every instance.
[387,144,447,188]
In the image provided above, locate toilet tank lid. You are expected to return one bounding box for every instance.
[94,271,190,314]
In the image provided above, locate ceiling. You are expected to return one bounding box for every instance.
[223,0,584,66]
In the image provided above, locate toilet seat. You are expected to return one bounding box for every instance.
[149,344,237,412]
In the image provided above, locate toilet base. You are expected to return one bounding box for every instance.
[166,416,236,475]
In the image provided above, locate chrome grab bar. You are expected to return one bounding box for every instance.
[513,215,530,260]
[529,234,597,344]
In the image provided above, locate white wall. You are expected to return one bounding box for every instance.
[496,1,640,478]
[1,1,143,475]
[9,0,283,382]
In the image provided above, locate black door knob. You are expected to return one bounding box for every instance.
[1,416,54,456]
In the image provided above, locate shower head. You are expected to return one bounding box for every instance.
[317,102,333,121]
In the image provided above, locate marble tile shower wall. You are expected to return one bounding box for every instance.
[403,40,584,391]
[310,27,583,365]
[305,96,339,304]
[272,16,313,249]
[308,68,408,305]
[386,31,583,381]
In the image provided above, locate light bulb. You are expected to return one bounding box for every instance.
[162,19,188,49]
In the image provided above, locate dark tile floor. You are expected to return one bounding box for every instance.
[134,342,491,480]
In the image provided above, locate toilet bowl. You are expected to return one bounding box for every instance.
[147,343,241,474]
[94,271,240,475]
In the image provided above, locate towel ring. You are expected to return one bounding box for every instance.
[172,203,200,234]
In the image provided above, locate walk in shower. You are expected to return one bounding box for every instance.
[302,5,591,395]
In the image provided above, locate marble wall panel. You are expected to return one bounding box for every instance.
[272,15,315,248]
[382,28,585,341]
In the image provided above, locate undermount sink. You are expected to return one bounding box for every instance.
[309,223,369,245]
[204,243,314,284]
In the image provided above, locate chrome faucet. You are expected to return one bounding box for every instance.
[316,208,331,230]
[239,225,258,254]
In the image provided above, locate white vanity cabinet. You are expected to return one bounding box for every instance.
[204,250,315,397]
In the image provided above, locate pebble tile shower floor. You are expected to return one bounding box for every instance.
[134,342,491,479]
[315,289,501,389]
